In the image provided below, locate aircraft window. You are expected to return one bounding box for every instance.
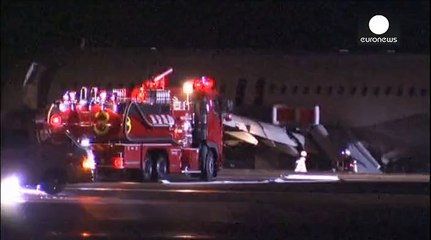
[235,78,248,106]
[337,86,345,95]
[396,87,403,96]
[409,87,416,97]
[373,87,380,96]
[385,86,392,95]
[327,86,333,95]
[361,86,368,96]
[303,86,310,95]
[350,87,357,95]
[420,88,428,97]
[292,85,298,94]
[253,78,266,105]
[269,83,276,93]
[280,85,287,94]
[315,85,322,95]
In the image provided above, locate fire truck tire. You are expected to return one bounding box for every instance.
[38,169,67,195]
[142,155,156,181]
[200,146,215,181]
[156,155,168,180]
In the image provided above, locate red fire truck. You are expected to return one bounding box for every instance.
[46,69,226,181]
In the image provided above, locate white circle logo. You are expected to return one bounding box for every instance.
[368,15,389,35]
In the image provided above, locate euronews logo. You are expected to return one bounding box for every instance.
[358,14,400,45]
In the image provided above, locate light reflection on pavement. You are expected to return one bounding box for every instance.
[1,173,429,240]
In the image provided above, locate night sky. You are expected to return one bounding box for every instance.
[1,1,429,64]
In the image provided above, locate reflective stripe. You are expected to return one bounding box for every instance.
[149,115,157,125]
[167,115,175,125]
[155,115,162,124]
[145,114,176,126]
[161,114,168,125]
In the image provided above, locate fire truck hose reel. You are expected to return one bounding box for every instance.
[94,111,110,135]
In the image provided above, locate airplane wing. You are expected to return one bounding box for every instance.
[224,131,259,146]
[223,114,305,156]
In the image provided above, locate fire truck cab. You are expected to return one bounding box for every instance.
[47,69,226,181]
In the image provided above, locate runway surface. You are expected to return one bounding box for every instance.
[1,172,430,240]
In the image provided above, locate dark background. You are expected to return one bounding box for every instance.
[1,1,429,69]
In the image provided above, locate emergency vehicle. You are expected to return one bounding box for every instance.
[46,69,227,181]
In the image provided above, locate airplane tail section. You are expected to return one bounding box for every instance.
[21,62,59,144]
[23,62,47,110]
[22,62,57,111]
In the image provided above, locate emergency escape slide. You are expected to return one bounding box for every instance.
[222,105,381,173]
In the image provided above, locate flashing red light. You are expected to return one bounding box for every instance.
[193,77,215,91]
[113,156,124,169]
[144,78,167,90]
[131,87,146,102]
[50,114,62,127]
[193,81,203,90]
[203,77,215,89]
[145,80,154,89]
[130,87,140,99]
[156,78,166,89]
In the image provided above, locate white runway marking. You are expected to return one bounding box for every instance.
[64,177,340,191]
[1,176,342,205]
[159,180,271,185]
[160,175,341,185]
[282,174,340,181]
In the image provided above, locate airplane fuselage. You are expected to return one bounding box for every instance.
[2,48,429,128]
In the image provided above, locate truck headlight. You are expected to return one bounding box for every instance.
[1,175,23,204]
[80,138,90,147]
[82,150,95,170]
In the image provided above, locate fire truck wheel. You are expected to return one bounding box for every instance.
[156,155,168,180]
[142,155,156,181]
[200,146,215,181]
[38,169,67,195]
